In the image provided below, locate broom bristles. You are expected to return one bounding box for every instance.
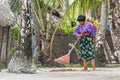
[54,53,70,65]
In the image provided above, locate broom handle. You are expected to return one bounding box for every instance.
[69,24,88,54]
[68,37,80,54]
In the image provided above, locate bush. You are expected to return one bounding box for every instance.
[10,24,20,40]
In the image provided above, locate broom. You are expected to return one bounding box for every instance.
[54,38,80,65]
[54,25,88,65]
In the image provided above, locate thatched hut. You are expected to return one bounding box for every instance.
[0,0,15,27]
[0,0,15,67]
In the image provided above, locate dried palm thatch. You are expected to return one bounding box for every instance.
[0,0,15,27]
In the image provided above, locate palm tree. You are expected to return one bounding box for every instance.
[95,0,108,66]
[107,0,120,63]
[8,0,34,73]
[95,0,120,64]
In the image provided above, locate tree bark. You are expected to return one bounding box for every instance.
[95,1,107,66]
[104,40,112,63]
[8,0,34,73]
[107,0,120,63]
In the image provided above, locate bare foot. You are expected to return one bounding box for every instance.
[93,68,96,71]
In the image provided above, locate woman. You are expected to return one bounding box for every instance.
[73,15,97,71]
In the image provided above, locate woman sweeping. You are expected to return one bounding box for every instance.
[73,15,97,71]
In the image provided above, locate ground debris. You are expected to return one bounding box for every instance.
[50,68,77,72]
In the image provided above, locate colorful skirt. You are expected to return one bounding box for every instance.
[80,34,95,61]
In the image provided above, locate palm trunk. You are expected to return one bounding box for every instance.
[8,0,34,73]
[104,40,112,63]
[95,1,107,66]
[107,0,119,63]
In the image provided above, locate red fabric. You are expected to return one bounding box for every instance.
[82,31,90,36]
[93,37,96,42]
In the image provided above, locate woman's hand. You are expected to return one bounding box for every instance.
[82,32,90,36]
[76,34,83,37]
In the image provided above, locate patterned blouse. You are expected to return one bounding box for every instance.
[73,22,97,35]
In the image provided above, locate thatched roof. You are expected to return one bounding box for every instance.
[0,1,15,27]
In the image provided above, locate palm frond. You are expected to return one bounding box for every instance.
[61,0,103,21]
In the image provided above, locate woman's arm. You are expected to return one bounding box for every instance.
[93,24,97,30]
[73,26,79,36]
[89,19,97,30]
[87,22,97,34]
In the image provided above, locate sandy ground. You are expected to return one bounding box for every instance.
[0,67,120,80]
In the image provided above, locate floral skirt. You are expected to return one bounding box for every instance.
[80,34,95,61]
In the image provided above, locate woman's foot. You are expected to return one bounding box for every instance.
[93,68,96,71]
[91,60,96,71]
[83,59,88,71]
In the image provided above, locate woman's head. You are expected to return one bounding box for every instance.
[77,15,86,25]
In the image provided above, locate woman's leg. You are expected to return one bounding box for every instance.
[91,60,95,71]
[83,59,88,70]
